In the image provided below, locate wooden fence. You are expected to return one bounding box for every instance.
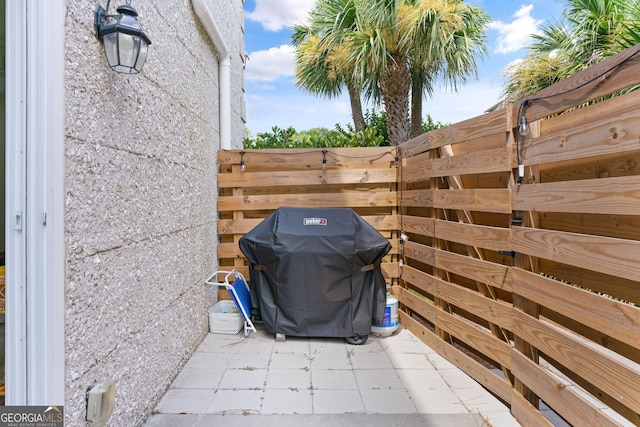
[218,44,640,426]
[217,147,401,282]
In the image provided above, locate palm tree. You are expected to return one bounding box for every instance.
[294,0,489,145]
[503,0,640,102]
[292,0,366,131]
[406,3,490,137]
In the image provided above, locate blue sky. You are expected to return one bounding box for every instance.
[243,0,566,135]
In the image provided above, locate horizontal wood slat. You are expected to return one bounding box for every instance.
[525,92,640,166]
[511,350,624,427]
[433,188,511,213]
[434,220,511,252]
[512,268,640,350]
[219,191,397,211]
[512,175,640,215]
[511,310,640,415]
[437,308,512,369]
[400,265,439,296]
[518,43,640,122]
[512,227,640,282]
[402,108,508,155]
[218,147,397,167]
[400,310,514,404]
[510,385,559,427]
[400,215,435,237]
[401,151,432,183]
[400,266,512,329]
[435,249,512,291]
[398,189,434,208]
[437,280,513,330]
[431,146,512,177]
[219,168,397,188]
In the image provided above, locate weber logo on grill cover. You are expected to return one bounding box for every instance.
[303,217,327,226]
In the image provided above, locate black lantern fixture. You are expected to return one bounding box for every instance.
[95,1,151,74]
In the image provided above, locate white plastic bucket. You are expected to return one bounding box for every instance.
[371,293,399,337]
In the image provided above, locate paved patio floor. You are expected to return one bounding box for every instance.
[144,325,522,426]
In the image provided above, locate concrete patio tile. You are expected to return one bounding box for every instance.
[155,388,216,414]
[310,350,352,369]
[171,367,225,390]
[437,367,482,389]
[196,332,246,351]
[218,368,268,390]
[309,338,348,354]
[183,351,233,370]
[311,369,358,390]
[199,334,269,352]
[266,368,311,390]
[380,337,426,354]
[312,389,365,414]
[455,387,511,414]
[426,352,457,370]
[396,368,450,390]
[269,351,311,370]
[412,338,439,356]
[348,350,394,370]
[406,387,467,414]
[360,389,418,414]
[148,328,523,426]
[226,351,272,370]
[145,413,491,426]
[353,368,403,389]
[349,339,384,354]
[376,328,420,344]
[482,410,526,427]
[261,389,313,414]
[204,331,274,354]
[206,389,263,415]
[143,413,200,427]
[272,337,311,354]
[229,336,275,354]
[386,351,432,370]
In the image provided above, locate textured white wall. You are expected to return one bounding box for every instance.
[63,1,244,425]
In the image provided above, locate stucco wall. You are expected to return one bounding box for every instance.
[63,1,244,425]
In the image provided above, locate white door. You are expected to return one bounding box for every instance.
[5,0,65,405]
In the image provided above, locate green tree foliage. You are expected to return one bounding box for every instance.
[291,0,366,131]
[503,0,640,102]
[243,111,446,149]
[292,0,489,146]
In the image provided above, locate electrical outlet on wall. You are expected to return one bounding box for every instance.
[86,379,116,426]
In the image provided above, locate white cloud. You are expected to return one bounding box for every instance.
[246,0,314,31]
[245,44,296,82]
[488,4,544,54]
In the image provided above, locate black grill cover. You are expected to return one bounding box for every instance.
[239,207,391,338]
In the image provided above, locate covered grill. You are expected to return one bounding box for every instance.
[239,207,391,344]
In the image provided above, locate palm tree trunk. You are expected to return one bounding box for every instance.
[379,54,411,146]
[347,82,365,132]
[410,74,423,138]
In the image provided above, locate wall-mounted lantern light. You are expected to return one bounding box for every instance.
[95,1,151,74]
